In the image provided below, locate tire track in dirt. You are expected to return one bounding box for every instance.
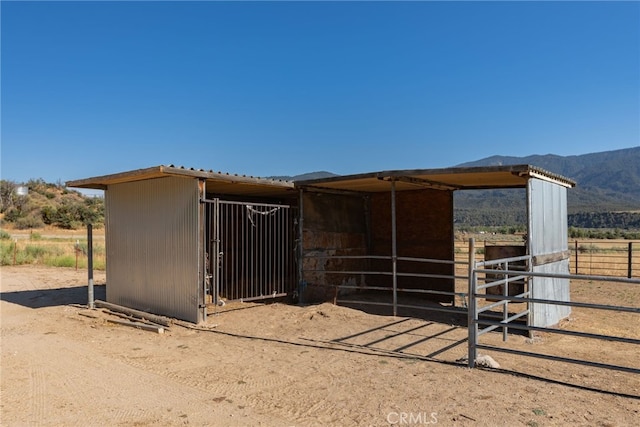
[1,316,278,426]
[28,365,47,425]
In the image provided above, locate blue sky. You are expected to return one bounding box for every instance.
[1,1,639,186]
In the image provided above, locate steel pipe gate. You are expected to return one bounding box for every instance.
[203,198,296,305]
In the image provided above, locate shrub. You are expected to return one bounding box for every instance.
[0,230,11,240]
[15,216,45,230]
[47,255,76,268]
[24,245,49,258]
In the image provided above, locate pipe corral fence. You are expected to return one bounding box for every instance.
[301,238,640,375]
[468,237,640,374]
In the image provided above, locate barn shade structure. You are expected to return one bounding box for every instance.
[68,164,575,327]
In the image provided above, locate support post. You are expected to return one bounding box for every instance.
[628,242,633,279]
[298,188,305,304]
[575,240,579,275]
[391,180,398,317]
[503,261,509,341]
[199,179,207,323]
[467,238,477,368]
[213,198,221,313]
[87,223,94,309]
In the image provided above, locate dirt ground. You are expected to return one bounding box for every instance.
[1,266,638,426]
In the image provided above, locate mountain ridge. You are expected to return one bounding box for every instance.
[455,146,640,212]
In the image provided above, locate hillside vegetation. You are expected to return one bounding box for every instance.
[0,179,103,230]
[456,146,640,213]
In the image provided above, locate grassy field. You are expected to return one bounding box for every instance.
[0,228,106,270]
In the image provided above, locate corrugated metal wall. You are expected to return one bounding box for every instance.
[528,178,571,327]
[105,176,201,323]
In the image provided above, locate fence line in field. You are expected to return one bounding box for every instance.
[456,239,639,279]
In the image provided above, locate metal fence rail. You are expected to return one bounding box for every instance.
[455,239,639,278]
[467,238,640,374]
[571,240,638,277]
[303,254,469,316]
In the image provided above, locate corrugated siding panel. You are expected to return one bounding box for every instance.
[105,177,200,322]
[528,179,571,327]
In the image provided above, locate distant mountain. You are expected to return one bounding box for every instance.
[456,147,640,214]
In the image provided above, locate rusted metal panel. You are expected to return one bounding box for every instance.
[301,192,368,301]
[105,176,201,323]
[484,245,527,298]
[528,178,571,327]
[369,189,455,303]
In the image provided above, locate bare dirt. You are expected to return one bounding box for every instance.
[1,265,638,426]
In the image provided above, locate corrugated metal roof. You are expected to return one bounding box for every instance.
[67,165,296,198]
[67,164,575,197]
[296,164,576,193]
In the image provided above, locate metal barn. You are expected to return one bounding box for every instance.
[69,163,575,328]
[296,165,575,328]
[68,165,298,323]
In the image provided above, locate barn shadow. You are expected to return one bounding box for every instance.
[0,284,106,309]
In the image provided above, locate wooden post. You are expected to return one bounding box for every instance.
[95,300,172,327]
[12,239,17,265]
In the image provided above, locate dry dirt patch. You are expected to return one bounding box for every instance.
[1,266,639,426]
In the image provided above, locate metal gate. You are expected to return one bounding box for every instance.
[204,198,295,304]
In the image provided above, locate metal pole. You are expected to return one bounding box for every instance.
[200,180,207,322]
[467,238,477,368]
[503,261,509,341]
[298,188,305,304]
[87,223,94,309]
[628,242,633,279]
[213,198,220,312]
[391,180,398,317]
[575,240,579,275]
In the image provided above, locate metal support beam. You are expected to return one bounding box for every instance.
[199,179,207,322]
[298,188,305,304]
[379,175,459,191]
[467,238,477,368]
[87,223,94,309]
[391,180,398,317]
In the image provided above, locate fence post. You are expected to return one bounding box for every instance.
[87,224,94,309]
[390,180,398,317]
[574,240,579,275]
[467,238,477,368]
[629,242,633,279]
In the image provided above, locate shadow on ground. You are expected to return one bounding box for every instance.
[0,284,106,309]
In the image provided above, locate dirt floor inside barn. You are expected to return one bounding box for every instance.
[1,265,638,426]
